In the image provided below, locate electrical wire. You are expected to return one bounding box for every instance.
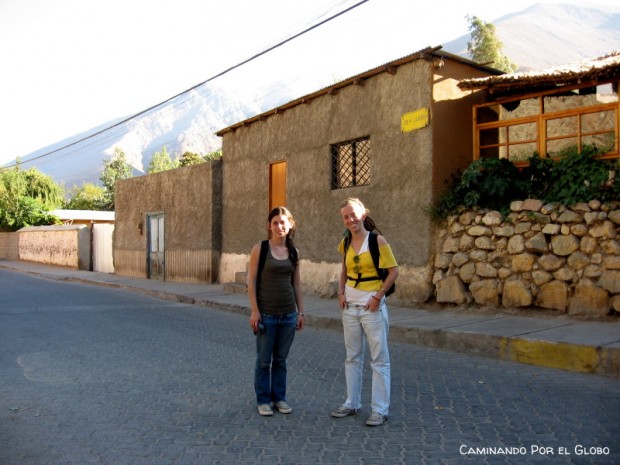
[4,0,370,170]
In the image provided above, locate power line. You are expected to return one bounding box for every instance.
[5,0,370,170]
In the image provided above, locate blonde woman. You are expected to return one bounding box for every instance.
[331,198,399,426]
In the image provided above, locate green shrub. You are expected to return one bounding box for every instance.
[428,157,528,220]
[429,146,619,220]
[540,146,618,205]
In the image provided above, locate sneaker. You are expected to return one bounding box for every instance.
[257,404,273,416]
[365,411,387,426]
[274,401,292,414]
[331,405,359,418]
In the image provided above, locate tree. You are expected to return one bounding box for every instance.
[147,146,178,173]
[64,183,106,210]
[0,166,63,231]
[100,147,133,211]
[204,149,223,162]
[177,151,204,167]
[466,15,517,73]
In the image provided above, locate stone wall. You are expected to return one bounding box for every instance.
[433,199,620,318]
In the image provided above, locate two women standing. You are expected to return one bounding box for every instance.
[247,199,398,426]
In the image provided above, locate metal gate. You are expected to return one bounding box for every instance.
[147,213,165,280]
[92,223,114,273]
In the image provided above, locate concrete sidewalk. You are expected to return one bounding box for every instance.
[2,259,619,378]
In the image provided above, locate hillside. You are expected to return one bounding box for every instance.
[443,3,620,69]
[12,2,620,187]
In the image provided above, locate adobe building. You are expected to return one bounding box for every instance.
[112,51,620,317]
[215,46,501,301]
[114,161,222,282]
[113,47,501,301]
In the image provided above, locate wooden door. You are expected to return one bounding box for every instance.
[269,161,287,210]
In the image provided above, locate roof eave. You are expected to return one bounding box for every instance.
[216,46,503,136]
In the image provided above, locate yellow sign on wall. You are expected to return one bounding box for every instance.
[401,108,429,133]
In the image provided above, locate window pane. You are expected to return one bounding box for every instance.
[338,145,354,188]
[547,116,578,138]
[507,122,536,143]
[582,110,615,133]
[582,132,616,152]
[480,146,500,159]
[500,98,539,119]
[476,105,500,124]
[548,137,578,157]
[480,127,502,148]
[543,85,617,112]
[508,142,537,162]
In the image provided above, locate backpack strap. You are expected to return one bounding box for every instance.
[287,243,298,268]
[368,232,381,277]
[369,232,395,297]
[256,240,269,290]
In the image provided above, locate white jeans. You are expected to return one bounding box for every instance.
[341,301,390,416]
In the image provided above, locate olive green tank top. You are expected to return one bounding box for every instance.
[257,249,296,315]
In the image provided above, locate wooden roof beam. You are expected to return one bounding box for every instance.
[385,65,397,75]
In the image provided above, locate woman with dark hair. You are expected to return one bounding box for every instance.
[247,206,304,416]
[331,198,399,426]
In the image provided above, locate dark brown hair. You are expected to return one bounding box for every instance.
[267,206,297,264]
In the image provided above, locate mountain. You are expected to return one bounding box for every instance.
[15,86,271,187]
[11,2,620,188]
[442,3,620,70]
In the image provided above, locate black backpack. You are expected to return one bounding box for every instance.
[343,231,395,297]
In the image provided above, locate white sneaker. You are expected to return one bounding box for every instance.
[331,405,359,418]
[274,401,292,414]
[366,411,387,426]
[257,404,273,416]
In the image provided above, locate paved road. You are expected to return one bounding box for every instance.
[1,269,619,465]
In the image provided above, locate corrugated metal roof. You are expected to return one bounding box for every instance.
[215,46,503,136]
[51,209,115,221]
[459,51,620,93]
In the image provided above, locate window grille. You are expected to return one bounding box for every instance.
[331,137,371,189]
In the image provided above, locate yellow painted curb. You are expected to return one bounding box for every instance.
[499,338,600,374]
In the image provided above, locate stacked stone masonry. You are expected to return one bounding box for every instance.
[433,199,620,318]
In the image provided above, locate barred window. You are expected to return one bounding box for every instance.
[331,136,371,189]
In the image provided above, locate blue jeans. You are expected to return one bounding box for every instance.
[254,311,298,405]
[341,301,390,416]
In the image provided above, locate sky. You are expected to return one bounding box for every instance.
[0,0,617,167]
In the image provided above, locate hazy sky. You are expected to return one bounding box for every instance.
[0,0,616,165]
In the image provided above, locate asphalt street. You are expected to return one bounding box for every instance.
[1,268,619,465]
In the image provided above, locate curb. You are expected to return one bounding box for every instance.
[2,263,619,378]
[499,338,620,377]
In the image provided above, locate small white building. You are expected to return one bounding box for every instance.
[51,209,115,227]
